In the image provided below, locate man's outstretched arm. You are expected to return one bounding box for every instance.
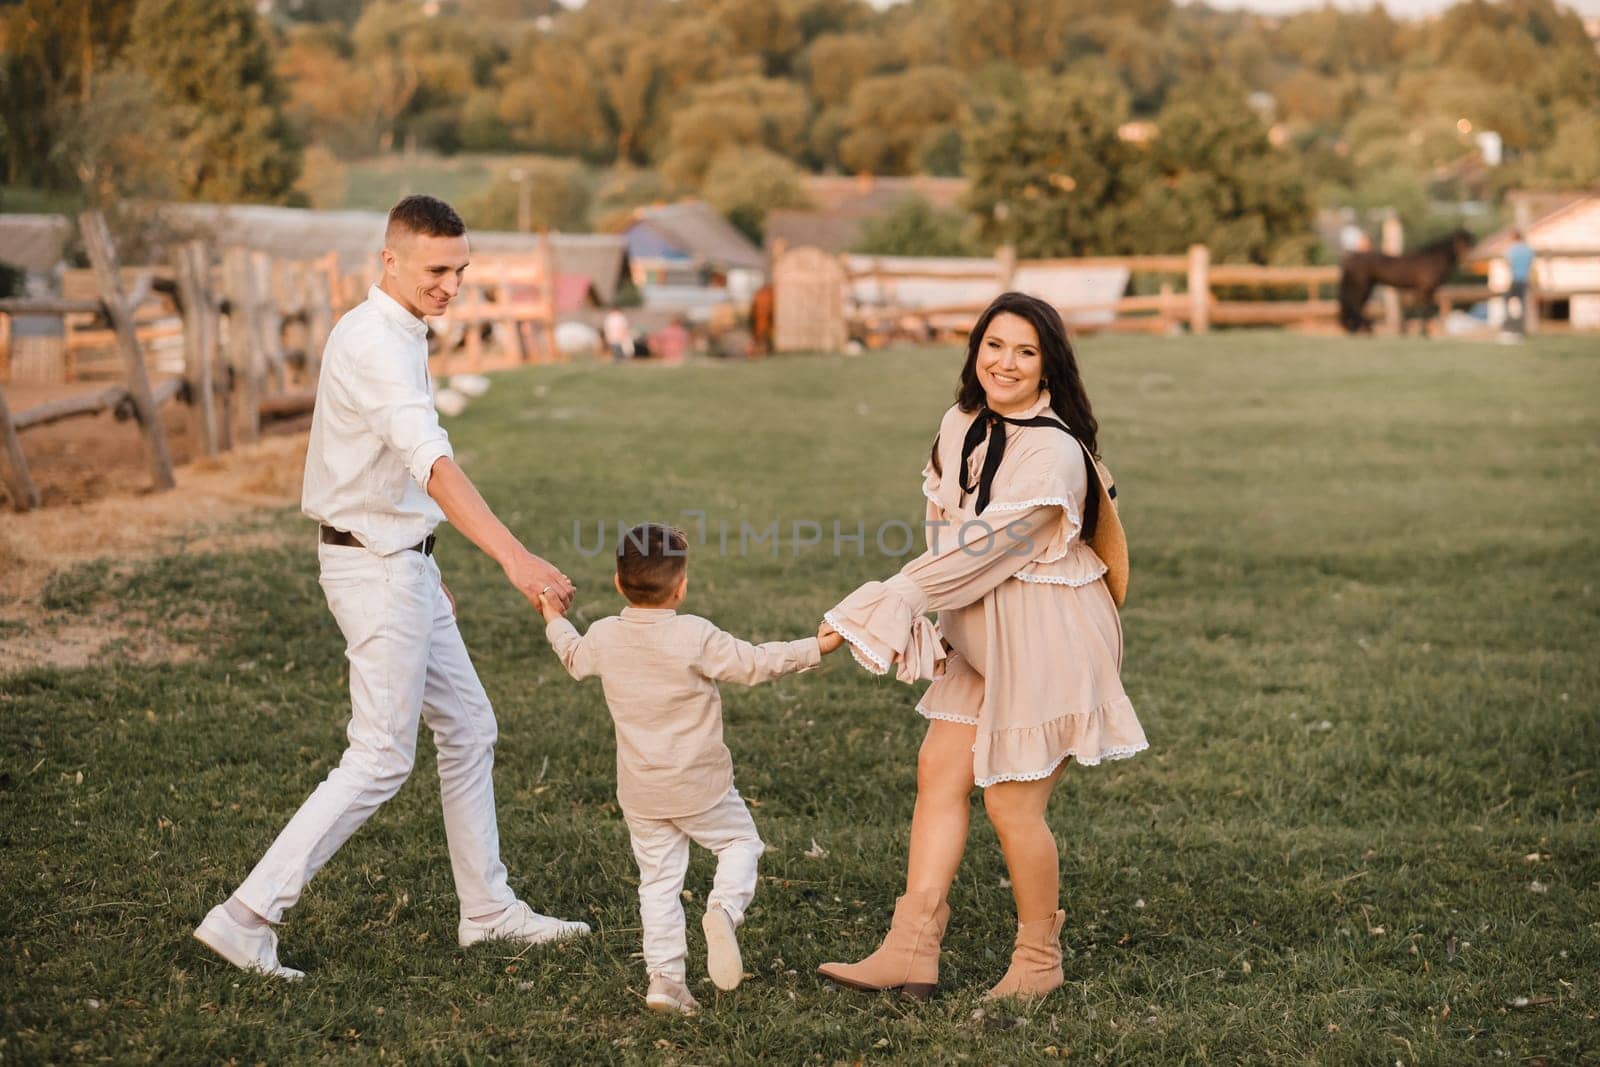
[426,457,575,609]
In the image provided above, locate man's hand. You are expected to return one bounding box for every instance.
[425,458,576,609]
[441,578,457,618]
[503,544,575,611]
[818,621,844,655]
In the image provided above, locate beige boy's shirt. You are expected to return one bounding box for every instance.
[546,607,821,819]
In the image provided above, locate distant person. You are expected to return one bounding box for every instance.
[537,523,844,1014]
[1505,230,1535,337]
[652,318,691,364]
[194,195,586,980]
[603,308,634,362]
[750,283,775,355]
[1340,223,1372,254]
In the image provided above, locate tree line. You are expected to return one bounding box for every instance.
[2,0,1597,262]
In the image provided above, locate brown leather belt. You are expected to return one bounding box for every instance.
[320,525,435,555]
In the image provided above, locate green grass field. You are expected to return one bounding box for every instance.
[4,334,1598,1064]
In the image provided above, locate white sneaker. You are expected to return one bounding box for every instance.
[702,905,743,991]
[645,975,700,1015]
[193,904,305,980]
[457,900,591,947]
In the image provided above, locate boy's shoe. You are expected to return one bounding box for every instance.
[458,900,591,947]
[646,975,700,1015]
[193,904,305,980]
[702,905,743,991]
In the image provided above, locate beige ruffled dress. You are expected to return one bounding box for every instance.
[824,392,1147,786]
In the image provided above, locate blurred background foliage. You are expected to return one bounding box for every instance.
[2,0,1596,258]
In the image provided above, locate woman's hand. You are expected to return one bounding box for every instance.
[818,621,844,655]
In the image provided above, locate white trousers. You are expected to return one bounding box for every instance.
[234,542,515,923]
[625,787,764,982]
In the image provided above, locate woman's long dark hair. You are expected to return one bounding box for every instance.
[931,291,1100,475]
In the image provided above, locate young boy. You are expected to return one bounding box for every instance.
[538,523,843,1014]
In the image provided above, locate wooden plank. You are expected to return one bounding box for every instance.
[1209,300,1340,325]
[14,384,129,429]
[79,210,176,492]
[259,390,317,419]
[173,241,219,457]
[1020,255,1191,273]
[1188,245,1211,334]
[222,247,262,444]
[0,384,41,510]
[1207,265,1340,287]
[303,267,333,382]
[0,297,106,315]
[250,251,288,393]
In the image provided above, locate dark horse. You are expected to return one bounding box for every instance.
[1338,229,1476,337]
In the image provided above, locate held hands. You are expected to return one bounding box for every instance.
[817,621,844,655]
[535,591,566,623]
[502,544,576,612]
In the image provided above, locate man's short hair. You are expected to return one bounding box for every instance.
[387,195,465,240]
[616,523,688,606]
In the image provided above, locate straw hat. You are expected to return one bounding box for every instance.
[1084,452,1128,608]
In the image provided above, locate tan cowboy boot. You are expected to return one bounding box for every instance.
[817,890,950,1000]
[983,909,1065,1000]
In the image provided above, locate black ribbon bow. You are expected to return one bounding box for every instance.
[957,406,1104,538]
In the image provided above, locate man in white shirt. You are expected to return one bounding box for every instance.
[195,195,587,979]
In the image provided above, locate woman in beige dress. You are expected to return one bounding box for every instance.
[817,292,1147,1000]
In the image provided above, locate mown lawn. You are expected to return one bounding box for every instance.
[3,333,1597,1064]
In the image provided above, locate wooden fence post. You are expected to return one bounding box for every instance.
[251,251,288,393]
[173,240,220,457]
[0,385,41,509]
[1381,215,1404,334]
[79,209,176,491]
[996,245,1018,291]
[222,247,262,444]
[304,266,333,382]
[1187,244,1211,334]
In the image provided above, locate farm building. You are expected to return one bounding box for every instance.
[765,175,968,255]
[622,201,765,313]
[1475,190,1600,331]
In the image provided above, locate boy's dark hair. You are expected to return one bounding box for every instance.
[616,523,688,606]
[387,194,466,239]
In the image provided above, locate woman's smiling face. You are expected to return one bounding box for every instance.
[975,311,1044,414]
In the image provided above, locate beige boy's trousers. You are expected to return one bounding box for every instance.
[623,787,764,982]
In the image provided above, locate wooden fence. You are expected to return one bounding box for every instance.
[822,245,1344,347]
[0,217,573,510]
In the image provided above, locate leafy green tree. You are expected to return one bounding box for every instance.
[658,76,810,187]
[0,0,137,187]
[838,66,967,175]
[1127,78,1315,262]
[460,158,594,232]
[48,64,181,206]
[700,145,810,243]
[803,32,896,108]
[498,33,612,159]
[129,0,300,202]
[852,196,978,257]
[591,166,675,232]
[963,76,1144,257]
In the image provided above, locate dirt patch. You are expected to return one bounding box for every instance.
[0,427,308,674]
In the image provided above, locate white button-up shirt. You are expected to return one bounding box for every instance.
[301,285,453,555]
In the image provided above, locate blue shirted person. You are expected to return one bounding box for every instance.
[1505,231,1534,336]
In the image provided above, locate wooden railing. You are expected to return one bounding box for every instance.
[0,213,355,510]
